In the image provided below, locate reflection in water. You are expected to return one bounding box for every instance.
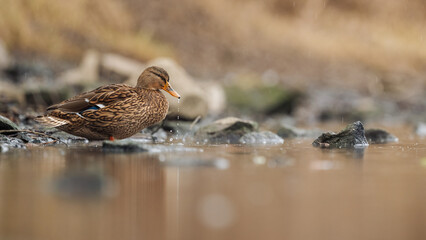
[51,170,116,198]
[0,131,426,240]
[0,148,167,240]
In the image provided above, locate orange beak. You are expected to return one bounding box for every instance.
[162,82,181,99]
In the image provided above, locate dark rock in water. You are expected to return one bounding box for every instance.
[365,129,398,144]
[0,115,19,132]
[102,139,149,153]
[416,122,426,137]
[277,124,323,139]
[0,135,26,152]
[312,121,369,148]
[239,131,284,145]
[50,131,88,144]
[194,117,258,144]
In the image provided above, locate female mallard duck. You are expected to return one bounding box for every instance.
[37,66,180,140]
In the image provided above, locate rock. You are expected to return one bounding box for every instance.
[198,81,226,115]
[50,131,89,144]
[0,144,8,152]
[416,122,426,137]
[0,115,19,132]
[277,124,323,139]
[101,53,145,81]
[365,129,398,144]
[0,39,11,70]
[239,131,284,145]
[312,121,369,148]
[194,117,258,144]
[0,135,26,149]
[102,139,149,153]
[141,58,209,120]
[224,73,302,114]
[151,128,168,143]
[59,50,100,84]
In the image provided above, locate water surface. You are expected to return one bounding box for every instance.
[1,126,426,240]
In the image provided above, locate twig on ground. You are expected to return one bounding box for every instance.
[189,115,201,130]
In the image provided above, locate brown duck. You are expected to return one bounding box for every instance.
[36,66,180,140]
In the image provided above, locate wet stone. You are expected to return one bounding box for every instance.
[50,131,88,144]
[365,129,398,144]
[102,139,149,153]
[195,117,258,144]
[0,144,8,153]
[151,128,168,143]
[0,135,26,150]
[0,115,19,133]
[312,121,369,149]
[239,131,284,145]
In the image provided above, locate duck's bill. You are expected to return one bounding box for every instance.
[163,83,181,99]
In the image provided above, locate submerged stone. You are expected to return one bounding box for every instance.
[365,129,398,144]
[194,117,258,144]
[102,139,149,153]
[239,131,284,145]
[312,121,369,149]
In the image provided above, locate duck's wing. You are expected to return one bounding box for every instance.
[47,84,136,113]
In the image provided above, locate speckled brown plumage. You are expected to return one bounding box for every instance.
[36,66,180,140]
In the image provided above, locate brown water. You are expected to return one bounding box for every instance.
[1,126,426,240]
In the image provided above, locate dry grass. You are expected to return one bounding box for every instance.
[1,0,426,95]
[0,0,174,60]
[189,0,426,73]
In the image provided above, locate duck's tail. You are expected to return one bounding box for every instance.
[35,116,70,127]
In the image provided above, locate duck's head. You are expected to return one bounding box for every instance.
[137,66,181,99]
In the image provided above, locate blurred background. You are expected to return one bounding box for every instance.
[0,0,426,122]
[2,2,426,240]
